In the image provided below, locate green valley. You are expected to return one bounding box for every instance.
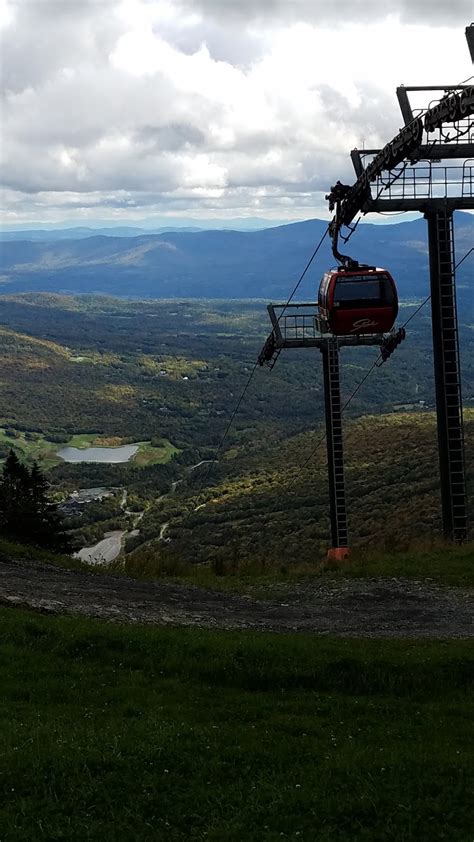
[0,292,472,567]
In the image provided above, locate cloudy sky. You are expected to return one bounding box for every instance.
[1,0,472,226]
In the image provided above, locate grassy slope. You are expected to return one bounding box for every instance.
[0,428,62,469]
[0,607,473,841]
[0,537,90,572]
[152,543,474,593]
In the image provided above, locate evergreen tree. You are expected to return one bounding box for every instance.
[0,451,71,553]
[0,450,28,535]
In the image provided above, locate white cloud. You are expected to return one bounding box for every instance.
[0,0,14,30]
[1,0,472,224]
[180,0,474,27]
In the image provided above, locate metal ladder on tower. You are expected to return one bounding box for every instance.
[429,211,468,542]
[322,338,349,549]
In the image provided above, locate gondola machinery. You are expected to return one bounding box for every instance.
[258,185,406,367]
[317,188,405,353]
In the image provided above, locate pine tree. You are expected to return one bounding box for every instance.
[0,450,28,535]
[0,451,71,553]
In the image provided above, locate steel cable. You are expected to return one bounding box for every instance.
[183,227,330,501]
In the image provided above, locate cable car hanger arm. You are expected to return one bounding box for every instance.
[327,185,374,270]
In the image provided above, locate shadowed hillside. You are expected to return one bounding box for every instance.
[123,411,474,574]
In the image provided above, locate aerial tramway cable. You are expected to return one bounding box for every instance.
[190,227,330,495]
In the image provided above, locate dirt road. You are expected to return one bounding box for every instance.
[1,558,472,637]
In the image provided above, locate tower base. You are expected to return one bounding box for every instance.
[327,547,351,563]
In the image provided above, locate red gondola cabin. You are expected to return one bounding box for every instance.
[318,267,398,336]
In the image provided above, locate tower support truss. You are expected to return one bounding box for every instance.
[330,81,474,543]
[258,304,391,554]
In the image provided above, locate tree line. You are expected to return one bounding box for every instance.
[0,451,70,553]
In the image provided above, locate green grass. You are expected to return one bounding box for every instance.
[336,543,474,587]
[0,537,88,572]
[66,433,100,448]
[133,439,180,466]
[0,607,473,841]
[119,543,474,595]
[0,428,63,469]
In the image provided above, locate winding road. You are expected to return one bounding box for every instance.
[75,459,218,564]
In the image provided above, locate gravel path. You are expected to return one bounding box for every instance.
[1,558,472,637]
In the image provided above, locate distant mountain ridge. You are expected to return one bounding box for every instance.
[0,225,233,241]
[0,214,472,304]
[0,226,203,241]
[0,216,289,236]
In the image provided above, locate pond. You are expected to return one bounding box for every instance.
[58,444,139,463]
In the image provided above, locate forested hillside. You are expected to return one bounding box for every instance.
[0,292,472,449]
[123,411,474,574]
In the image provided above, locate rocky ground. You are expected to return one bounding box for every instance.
[1,557,472,637]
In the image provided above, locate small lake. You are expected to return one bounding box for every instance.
[58,444,139,463]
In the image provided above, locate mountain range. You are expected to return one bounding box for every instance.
[0,216,288,237]
[0,226,208,241]
[0,213,472,304]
